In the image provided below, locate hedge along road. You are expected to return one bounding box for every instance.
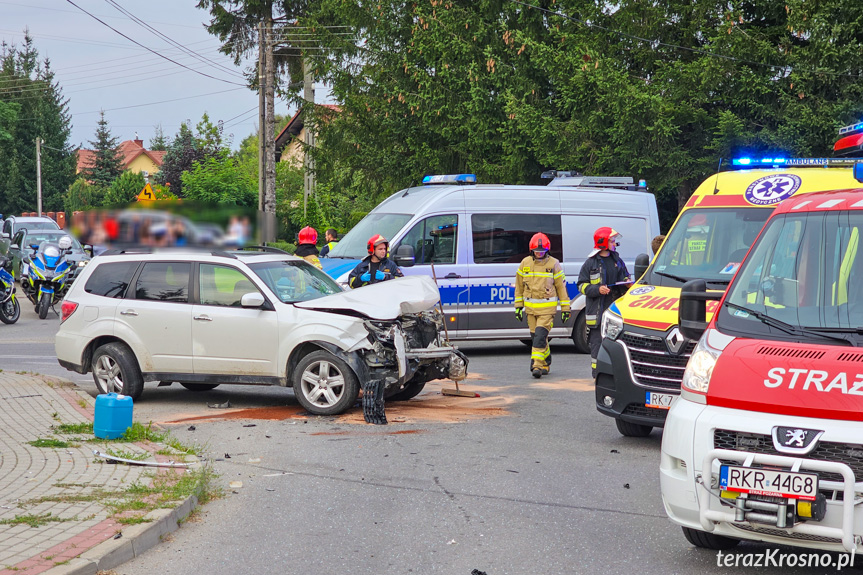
[2,313,821,575]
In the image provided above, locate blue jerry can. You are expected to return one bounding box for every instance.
[94,393,133,439]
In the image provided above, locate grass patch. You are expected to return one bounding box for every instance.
[56,422,93,434]
[77,398,88,409]
[0,513,75,528]
[22,489,127,507]
[122,422,167,442]
[104,448,149,461]
[28,438,75,449]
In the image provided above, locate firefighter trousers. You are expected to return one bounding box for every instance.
[528,314,553,371]
[589,326,602,379]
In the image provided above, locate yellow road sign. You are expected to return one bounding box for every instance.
[137,183,155,201]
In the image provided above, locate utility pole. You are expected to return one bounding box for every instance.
[35,137,42,216]
[303,58,315,218]
[264,17,276,227]
[257,21,266,213]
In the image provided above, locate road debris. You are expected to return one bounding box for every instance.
[208,400,232,409]
[93,449,193,468]
[229,481,243,489]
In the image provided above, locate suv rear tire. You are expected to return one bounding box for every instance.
[91,342,144,400]
[571,312,589,354]
[615,418,653,437]
[292,350,359,416]
[681,527,740,550]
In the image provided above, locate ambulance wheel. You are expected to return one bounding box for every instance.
[682,527,740,550]
[615,418,653,437]
[571,312,589,354]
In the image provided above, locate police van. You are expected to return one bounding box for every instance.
[595,123,863,437]
[661,183,863,555]
[321,173,660,351]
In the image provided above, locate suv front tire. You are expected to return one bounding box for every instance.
[292,350,359,416]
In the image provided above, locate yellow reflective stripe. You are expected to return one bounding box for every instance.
[578,284,588,295]
[514,297,524,302]
[590,277,600,284]
[531,352,545,359]
[559,299,571,306]
[553,271,565,279]
[525,300,559,308]
[521,272,553,277]
[516,269,528,277]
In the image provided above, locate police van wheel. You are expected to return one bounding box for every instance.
[682,527,740,550]
[571,312,589,354]
[615,418,653,437]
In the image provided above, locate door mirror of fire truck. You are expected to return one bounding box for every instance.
[679,279,721,341]
[394,244,415,268]
[633,253,650,281]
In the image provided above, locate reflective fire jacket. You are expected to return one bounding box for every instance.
[514,255,571,316]
[576,252,630,327]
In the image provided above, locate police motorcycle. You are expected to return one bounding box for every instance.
[20,236,74,319]
[0,255,20,324]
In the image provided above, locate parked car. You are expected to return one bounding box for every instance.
[321,172,661,352]
[0,215,61,259]
[11,229,91,282]
[55,248,467,414]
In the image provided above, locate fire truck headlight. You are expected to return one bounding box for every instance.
[681,331,721,394]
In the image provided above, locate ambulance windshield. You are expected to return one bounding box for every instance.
[721,210,863,340]
[646,208,770,287]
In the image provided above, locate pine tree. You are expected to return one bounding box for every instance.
[83,111,124,189]
[149,124,169,151]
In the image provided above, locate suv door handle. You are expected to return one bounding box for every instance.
[194,315,213,321]
[444,273,461,279]
[119,309,138,316]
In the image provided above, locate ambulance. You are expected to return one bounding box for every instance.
[595,123,863,437]
[660,182,863,554]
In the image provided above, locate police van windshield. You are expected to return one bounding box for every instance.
[645,208,770,287]
[249,260,342,303]
[326,213,412,259]
[719,210,863,343]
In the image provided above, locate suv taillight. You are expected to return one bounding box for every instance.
[61,301,78,323]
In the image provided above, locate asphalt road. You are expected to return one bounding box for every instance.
[1,310,852,575]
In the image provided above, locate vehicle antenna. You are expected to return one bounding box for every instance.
[712,158,723,195]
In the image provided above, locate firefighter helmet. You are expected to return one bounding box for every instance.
[367,234,389,254]
[529,233,551,253]
[590,227,621,256]
[298,226,318,245]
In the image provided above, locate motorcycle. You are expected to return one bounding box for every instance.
[20,237,73,319]
[0,256,20,324]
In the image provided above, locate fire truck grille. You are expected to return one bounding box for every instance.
[620,333,696,390]
[714,430,863,484]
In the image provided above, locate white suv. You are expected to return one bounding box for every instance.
[55,248,467,415]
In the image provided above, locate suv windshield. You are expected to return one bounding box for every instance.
[720,210,863,342]
[249,260,342,303]
[326,213,412,259]
[646,208,770,287]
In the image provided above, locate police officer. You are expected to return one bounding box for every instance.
[319,228,339,258]
[348,234,404,288]
[295,226,323,269]
[514,233,571,378]
[578,227,631,378]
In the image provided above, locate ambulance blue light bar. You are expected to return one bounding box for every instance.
[732,157,787,167]
[422,174,477,185]
[839,122,863,136]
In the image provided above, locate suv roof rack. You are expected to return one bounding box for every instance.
[99,246,239,259]
[238,245,290,254]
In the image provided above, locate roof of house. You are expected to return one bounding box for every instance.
[275,104,341,161]
[77,139,166,173]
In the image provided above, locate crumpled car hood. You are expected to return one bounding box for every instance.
[294,275,441,320]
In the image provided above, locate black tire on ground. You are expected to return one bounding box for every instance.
[179,382,220,392]
[38,292,50,319]
[388,381,426,401]
[292,350,360,416]
[681,527,740,550]
[615,418,653,437]
[571,311,589,354]
[91,342,144,400]
[0,297,20,324]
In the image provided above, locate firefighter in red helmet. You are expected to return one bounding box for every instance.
[514,232,571,378]
[577,227,631,378]
[295,226,323,269]
[348,234,404,288]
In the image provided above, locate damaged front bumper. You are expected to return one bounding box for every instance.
[362,310,468,390]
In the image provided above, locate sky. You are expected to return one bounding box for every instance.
[2,0,306,150]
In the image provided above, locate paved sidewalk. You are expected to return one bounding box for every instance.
[0,373,198,575]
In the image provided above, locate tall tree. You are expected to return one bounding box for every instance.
[156,114,229,197]
[149,124,169,151]
[0,34,77,215]
[83,111,124,189]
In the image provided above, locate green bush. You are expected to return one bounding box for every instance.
[102,171,146,207]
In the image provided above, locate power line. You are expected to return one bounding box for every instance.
[63,0,246,86]
[72,87,246,115]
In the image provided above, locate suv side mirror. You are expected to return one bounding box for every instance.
[633,253,650,281]
[394,244,415,267]
[241,292,265,308]
[679,279,723,340]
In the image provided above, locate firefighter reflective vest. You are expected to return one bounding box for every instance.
[514,255,571,317]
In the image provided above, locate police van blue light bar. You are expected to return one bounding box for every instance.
[732,157,787,167]
[422,174,477,185]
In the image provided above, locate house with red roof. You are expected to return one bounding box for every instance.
[77,138,166,179]
[275,104,341,166]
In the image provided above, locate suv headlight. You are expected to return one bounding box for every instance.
[600,308,624,340]
[681,330,722,395]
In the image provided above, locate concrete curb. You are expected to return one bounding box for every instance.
[40,495,198,575]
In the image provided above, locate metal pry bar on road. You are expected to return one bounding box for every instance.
[93,449,195,468]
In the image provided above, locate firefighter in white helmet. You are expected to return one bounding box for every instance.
[514,233,571,378]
